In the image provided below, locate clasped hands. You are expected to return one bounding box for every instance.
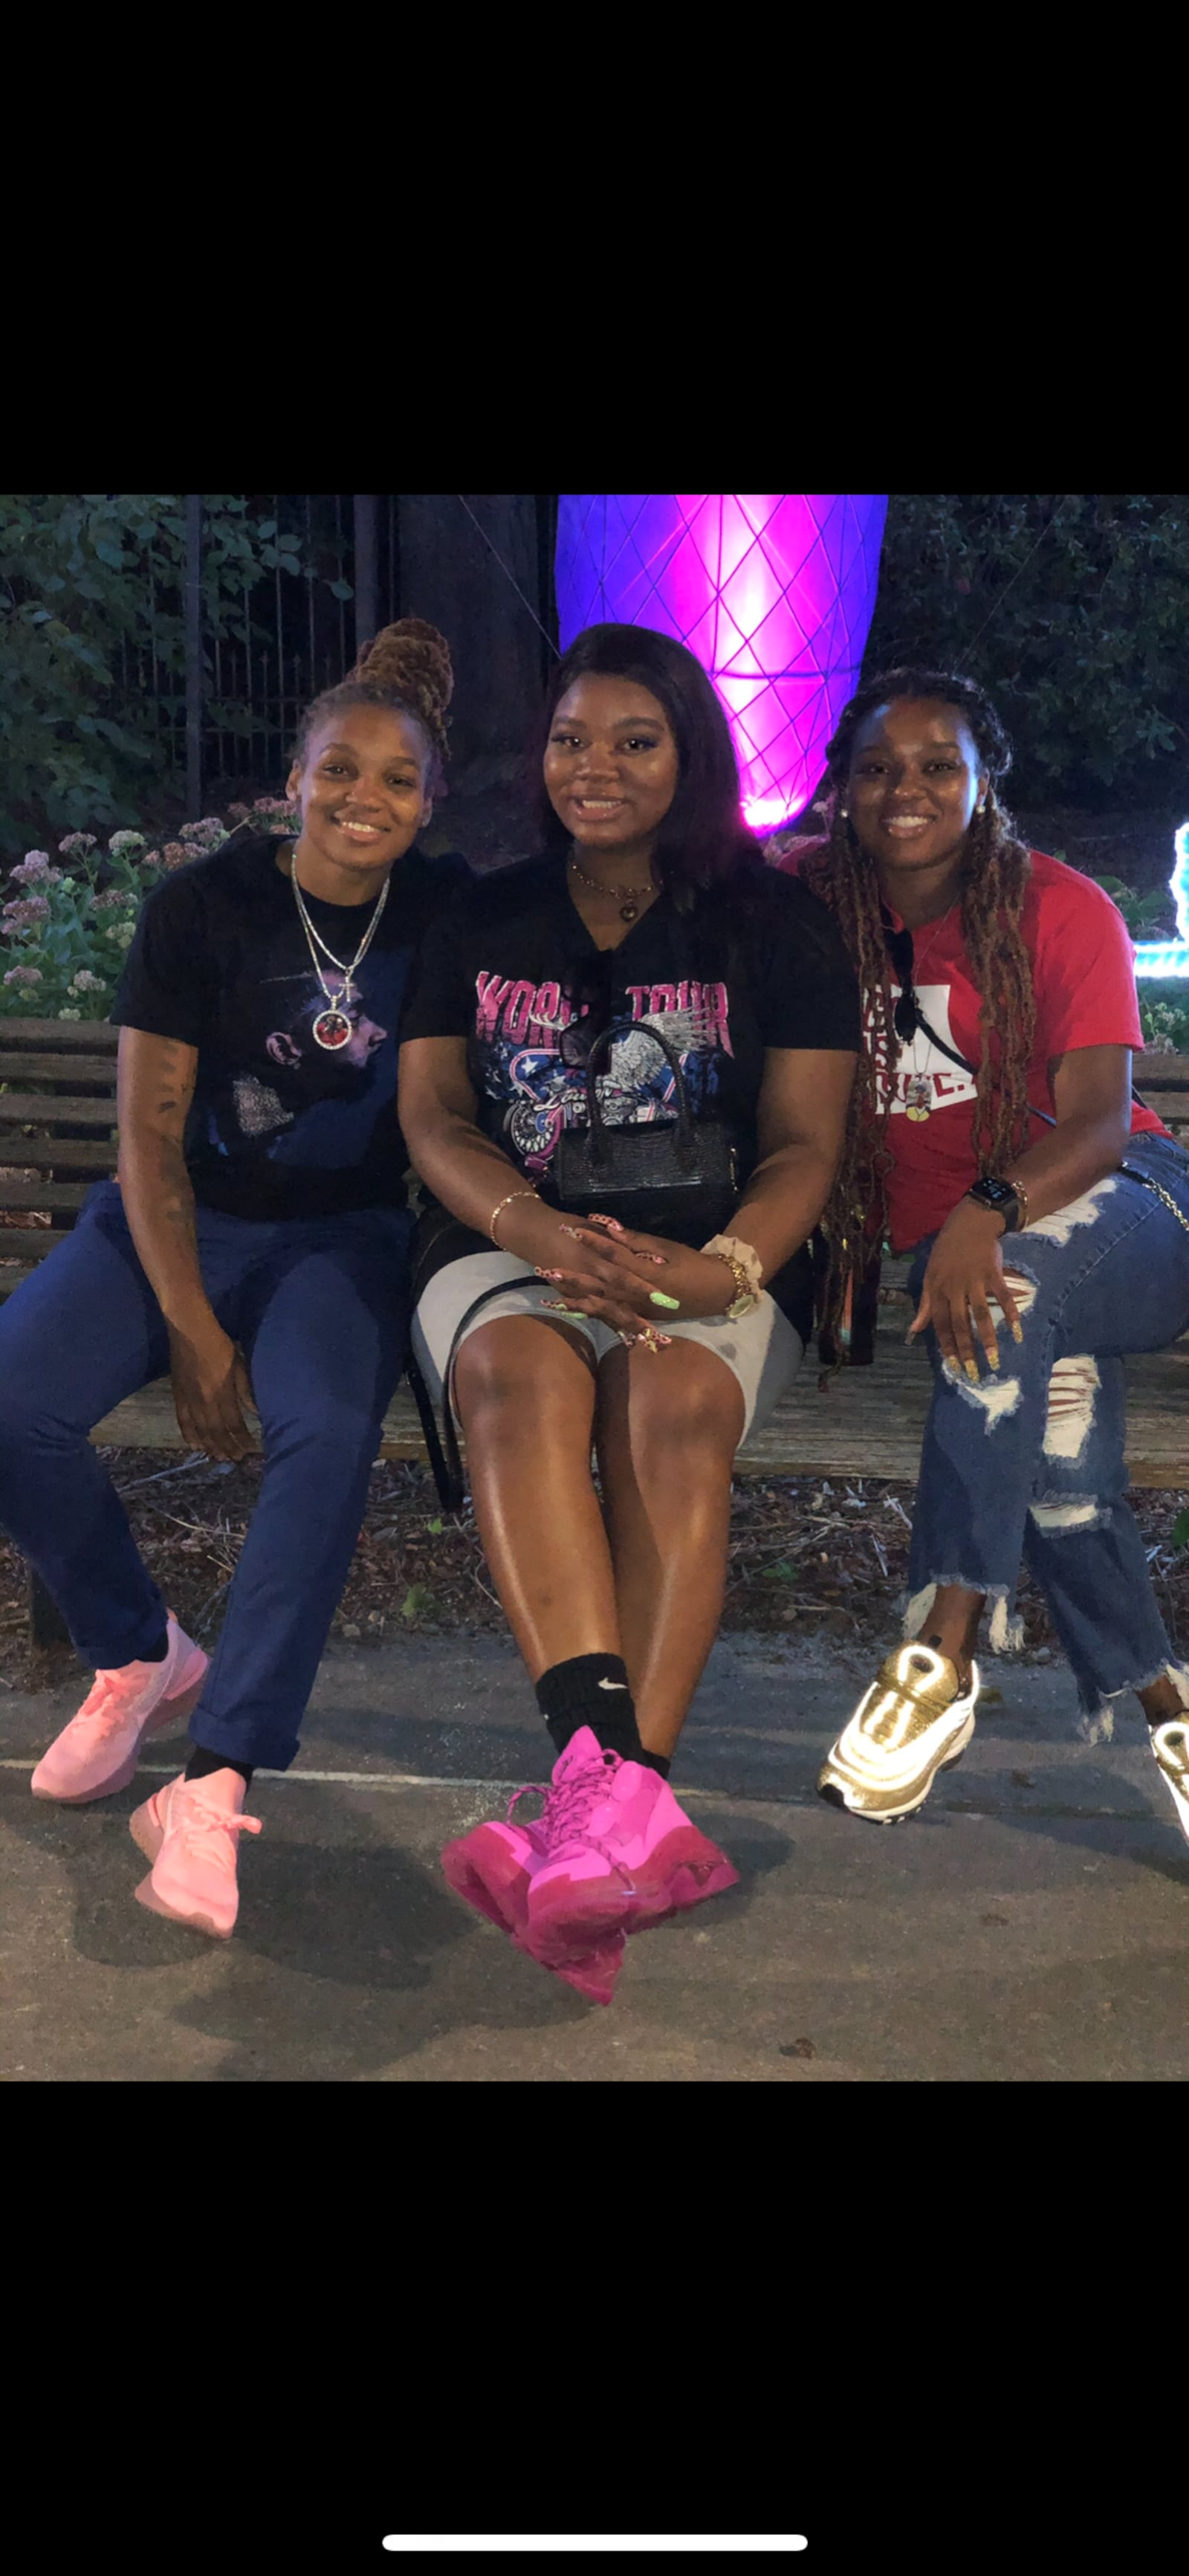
[504,1204,739,1343]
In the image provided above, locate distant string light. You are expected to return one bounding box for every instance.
[1133,822,1189,978]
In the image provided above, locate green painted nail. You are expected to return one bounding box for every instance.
[650,1291,681,1311]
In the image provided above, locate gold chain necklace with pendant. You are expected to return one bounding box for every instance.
[568,853,656,926]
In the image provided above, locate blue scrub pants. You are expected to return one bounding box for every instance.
[0,1181,411,1770]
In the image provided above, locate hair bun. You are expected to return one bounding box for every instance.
[350,616,453,753]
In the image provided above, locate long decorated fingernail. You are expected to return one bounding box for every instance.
[1011,1322,1024,1343]
[650,1291,681,1310]
[586,1213,624,1233]
[535,1268,566,1281]
[542,1300,589,1319]
[965,1360,979,1381]
[559,1225,589,1242]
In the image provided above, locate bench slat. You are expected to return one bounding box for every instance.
[0,1017,119,1049]
[87,1341,1189,1488]
[0,1230,68,1259]
[1133,1097,1189,1128]
[0,1178,93,1210]
[0,1137,116,1170]
[0,1096,121,1127]
[0,1052,119,1085]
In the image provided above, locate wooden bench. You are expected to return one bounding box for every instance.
[4,1019,1188,1645]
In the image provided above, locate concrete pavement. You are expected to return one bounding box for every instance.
[2,1631,1188,2080]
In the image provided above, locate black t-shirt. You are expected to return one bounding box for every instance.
[111,828,470,1220]
[399,853,861,1312]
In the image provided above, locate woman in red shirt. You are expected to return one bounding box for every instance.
[776,665,1189,1844]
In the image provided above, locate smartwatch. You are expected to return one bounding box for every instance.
[965,1175,1028,1233]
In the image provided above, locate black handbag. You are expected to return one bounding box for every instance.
[552,1018,740,1236]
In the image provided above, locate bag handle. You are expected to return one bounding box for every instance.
[408,1271,541,1516]
[580,1016,696,1167]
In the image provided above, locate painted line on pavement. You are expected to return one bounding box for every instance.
[0,1756,768,1804]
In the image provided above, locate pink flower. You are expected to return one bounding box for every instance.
[4,964,43,987]
[1,894,51,930]
[58,833,97,859]
[159,842,192,871]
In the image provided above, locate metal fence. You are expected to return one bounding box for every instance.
[151,495,398,807]
[144,496,554,814]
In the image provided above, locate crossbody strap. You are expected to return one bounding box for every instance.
[411,1271,540,1516]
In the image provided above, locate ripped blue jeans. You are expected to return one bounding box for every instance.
[905,1131,1189,1738]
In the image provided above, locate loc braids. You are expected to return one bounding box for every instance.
[803,666,1036,1354]
[955,789,1035,1170]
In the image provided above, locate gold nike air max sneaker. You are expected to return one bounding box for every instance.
[1150,1718,1189,1847]
[817,1642,979,1823]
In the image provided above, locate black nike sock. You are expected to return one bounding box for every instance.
[536,1653,645,1764]
[185,1745,254,1790]
[636,1748,672,1780]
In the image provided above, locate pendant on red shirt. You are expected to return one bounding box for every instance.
[905,1076,932,1120]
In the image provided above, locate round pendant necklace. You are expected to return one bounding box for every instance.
[568,852,655,926]
[291,863,389,1049]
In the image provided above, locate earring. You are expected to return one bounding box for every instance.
[840,806,850,821]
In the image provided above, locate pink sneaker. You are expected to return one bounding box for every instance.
[441,1804,542,1937]
[525,1726,739,1960]
[441,1801,626,2003]
[130,1766,261,1939]
[511,1925,625,2006]
[30,1613,209,1805]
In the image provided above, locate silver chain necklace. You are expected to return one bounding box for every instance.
[291,865,389,1050]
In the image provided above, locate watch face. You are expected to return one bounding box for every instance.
[973,1179,1015,1207]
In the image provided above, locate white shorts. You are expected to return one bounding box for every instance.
[410,1250,803,1449]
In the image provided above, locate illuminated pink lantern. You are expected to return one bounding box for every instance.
[555,494,888,830]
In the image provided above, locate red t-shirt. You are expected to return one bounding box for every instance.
[776,847,1167,1252]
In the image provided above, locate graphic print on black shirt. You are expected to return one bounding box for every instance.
[111,829,469,1221]
[476,963,736,1177]
[400,855,861,1298]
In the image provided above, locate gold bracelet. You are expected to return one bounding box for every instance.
[702,1232,763,1317]
[489,1188,540,1247]
[704,1247,761,1320]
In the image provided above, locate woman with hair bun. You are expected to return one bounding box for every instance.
[774,668,1189,1841]
[0,619,467,1940]
[399,622,860,2003]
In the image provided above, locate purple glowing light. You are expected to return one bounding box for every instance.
[555,494,888,827]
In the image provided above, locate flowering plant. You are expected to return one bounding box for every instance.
[0,799,296,1019]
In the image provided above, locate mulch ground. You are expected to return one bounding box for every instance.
[4,1451,1187,1697]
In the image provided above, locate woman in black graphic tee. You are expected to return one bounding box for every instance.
[1,621,466,1947]
[399,622,859,2001]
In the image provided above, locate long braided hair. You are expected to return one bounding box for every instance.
[800,668,1036,1348]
